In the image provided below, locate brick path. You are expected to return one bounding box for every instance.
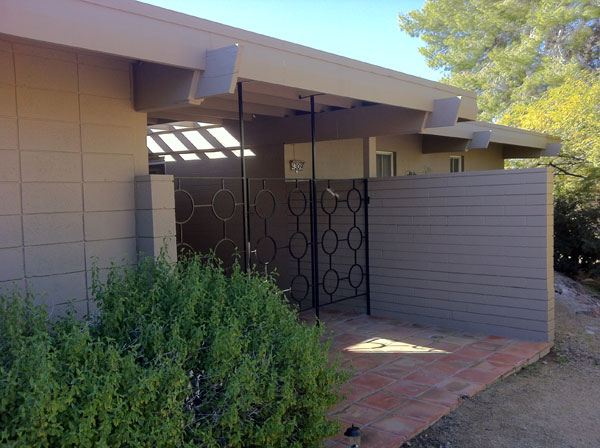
[304,309,550,448]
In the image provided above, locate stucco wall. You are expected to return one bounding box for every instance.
[284,135,505,179]
[0,37,154,315]
[368,168,554,343]
[376,135,505,176]
[285,139,364,179]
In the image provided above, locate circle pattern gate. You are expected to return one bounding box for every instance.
[173,176,370,315]
[316,179,369,309]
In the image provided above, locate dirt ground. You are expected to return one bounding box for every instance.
[402,273,600,448]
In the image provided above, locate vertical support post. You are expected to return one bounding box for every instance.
[309,95,320,320]
[238,81,250,271]
[363,179,371,315]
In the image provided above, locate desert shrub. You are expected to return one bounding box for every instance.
[0,254,347,447]
[0,290,189,448]
[92,254,347,447]
[554,195,600,278]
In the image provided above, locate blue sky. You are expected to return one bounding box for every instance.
[140,0,442,81]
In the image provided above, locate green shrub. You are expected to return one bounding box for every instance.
[0,290,189,448]
[0,254,347,447]
[554,195,600,278]
[92,254,348,447]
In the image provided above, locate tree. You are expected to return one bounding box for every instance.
[500,72,600,196]
[400,1,600,277]
[400,0,600,120]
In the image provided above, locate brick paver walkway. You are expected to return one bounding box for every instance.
[305,309,550,448]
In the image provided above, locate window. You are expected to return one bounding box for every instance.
[450,155,464,173]
[376,151,394,177]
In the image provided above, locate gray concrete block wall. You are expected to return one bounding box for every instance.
[368,168,554,343]
[0,37,153,316]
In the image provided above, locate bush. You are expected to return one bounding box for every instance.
[0,254,347,447]
[0,291,189,448]
[554,195,600,278]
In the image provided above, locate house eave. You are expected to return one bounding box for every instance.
[0,0,478,120]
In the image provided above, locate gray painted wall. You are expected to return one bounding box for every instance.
[368,168,554,343]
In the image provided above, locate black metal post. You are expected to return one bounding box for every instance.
[309,95,320,320]
[363,179,371,315]
[238,82,250,271]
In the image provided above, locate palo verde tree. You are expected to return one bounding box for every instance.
[400,1,600,276]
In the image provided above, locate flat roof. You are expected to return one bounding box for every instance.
[1,0,478,119]
[0,0,560,153]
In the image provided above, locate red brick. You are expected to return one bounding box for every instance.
[437,378,485,397]
[358,427,406,447]
[439,354,475,368]
[403,369,448,386]
[372,363,412,379]
[391,356,430,369]
[333,403,385,425]
[359,391,408,410]
[371,413,428,438]
[471,360,514,375]
[351,372,395,390]
[455,346,493,359]
[499,341,548,358]
[426,341,462,353]
[454,368,501,385]
[418,387,462,408]
[424,360,466,376]
[339,383,374,403]
[384,380,430,397]
[404,353,446,362]
[393,399,448,422]
[346,356,382,372]
[470,341,504,351]
[487,352,526,365]
[485,335,513,343]
[335,332,367,345]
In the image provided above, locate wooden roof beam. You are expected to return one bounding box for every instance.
[222,104,427,146]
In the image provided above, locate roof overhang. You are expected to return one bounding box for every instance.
[1,0,478,122]
[420,121,561,158]
[1,0,560,156]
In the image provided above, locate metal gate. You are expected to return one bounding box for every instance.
[174,176,370,316]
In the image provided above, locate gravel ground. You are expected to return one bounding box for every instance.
[402,273,600,448]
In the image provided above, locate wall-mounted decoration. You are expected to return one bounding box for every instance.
[290,159,305,173]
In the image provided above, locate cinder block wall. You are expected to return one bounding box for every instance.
[0,37,158,315]
[368,168,554,343]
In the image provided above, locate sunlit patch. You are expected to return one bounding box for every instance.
[146,136,164,153]
[344,337,449,354]
[231,149,256,157]
[205,151,227,159]
[207,127,239,147]
[158,133,188,152]
[181,130,214,150]
[180,153,200,160]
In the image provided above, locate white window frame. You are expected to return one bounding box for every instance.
[376,151,395,177]
[450,155,463,173]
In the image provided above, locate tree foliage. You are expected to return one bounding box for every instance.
[400,1,600,277]
[500,72,600,195]
[400,0,600,120]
